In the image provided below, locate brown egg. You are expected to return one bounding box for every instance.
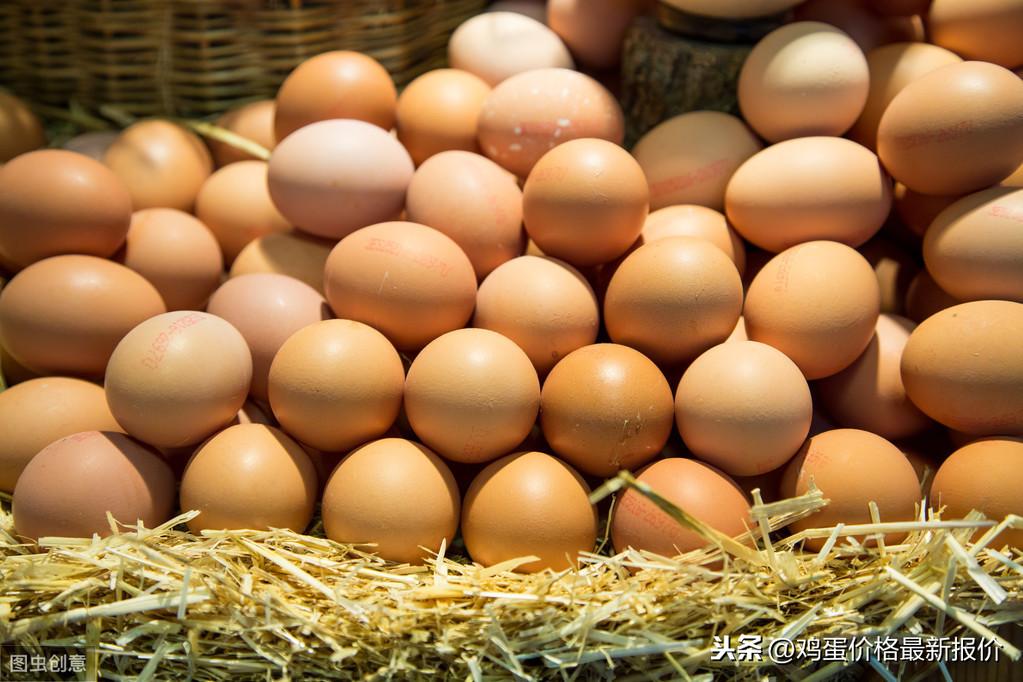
[859,235,919,316]
[395,69,491,165]
[733,464,787,505]
[267,119,413,240]
[322,438,460,563]
[725,137,892,253]
[523,138,648,267]
[901,300,1023,436]
[477,68,625,178]
[105,311,252,448]
[274,50,397,141]
[632,112,763,212]
[893,183,962,238]
[122,208,223,311]
[462,451,596,572]
[405,151,525,279]
[0,378,122,492]
[547,0,639,70]
[195,161,292,265]
[642,206,746,275]
[0,343,39,386]
[473,255,599,375]
[541,343,674,476]
[323,221,477,351]
[782,429,921,550]
[0,150,132,269]
[448,12,574,86]
[0,255,166,377]
[268,320,404,452]
[849,42,962,151]
[1002,161,1023,188]
[928,0,1023,69]
[0,92,45,162]
[605,237,742,366]
[738,22,869,142]
[207,274,331,401]
[210,99,276,166]
[725,316,748,343]
[611,458,751,556]
[230,230,333,294]
[923,186,1023,302]
[745,241,880,379]
[794,0,924,52]
[878,61,1023,196]
[904,269,961,322]
[12,431,175,540]
[405,329,540,464]
[931,438,1023,548]
[676,341,812,477]
[104,120,213,212]
[61,131,119,162]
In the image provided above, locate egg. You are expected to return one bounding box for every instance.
[931,438,1023,548]
[121,208,223,311]
[675,341,812,477]
[794,0,924,52]
[725,137,892,253]
[105,311,252,448]
[448,12,574,86]
[12,431,175,540]
[892,183,962,238]
[641,206,746,274]
[0,378,122,492]
[744,241,880,380]
[904,269,961,322]
[859,235,919,316]
[274,51,397,141]
[927,0,1023,69]
[663,0,803,19]
[230,230,333,294]
[405,151,525,279]
[462,451,596,572]
[268,319,404,452]
[477,68,625,178]
[877,61,1023,196]
[611,458,751,556]
[405,329,540,464]
[61,131,118,162]
[0,92,45,162]
[104,120,214,212]
[321,438,460,563]
[0,255,166,377]
[901,300,1023,435]
[207,274,331,401]
[323,221,477,351]
[782,429,921,550]
[605,237,742,366]
[267,119,414,240]
[547,0,639,70]
[541,343,674,477]
[725,316,748,343]
[923,186,1023,302]
[738,22,869,142]
[0,344,38,386]
[1003,161,1023,188]
[473,255,599,375]
[395,69,491,166]
[0,150,132,269]
[210,99,276,166]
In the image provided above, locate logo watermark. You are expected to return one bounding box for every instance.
[1,646,90,680]
[710,634,1001,665]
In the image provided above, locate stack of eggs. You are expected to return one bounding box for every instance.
[0,0,1021,570]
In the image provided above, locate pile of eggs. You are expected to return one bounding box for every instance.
[1,0,1022,571]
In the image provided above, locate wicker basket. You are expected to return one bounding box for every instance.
[1,0,486,118]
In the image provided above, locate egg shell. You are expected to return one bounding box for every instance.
[663,0,804,19]
[0,343,39,386]
[0,150,132,269]
[744,241,880,380]
[207,274,331,401]
[210,99,276,166]
[0,255,166,377]
[12,431,175,540]
[274,51,397,141]
[725,316,748,343]
[877,61,1023,196]
[540,343,674,477]
[0,92,45,162]
[105,311,253,448]
[782,429,920,550]
[892,183,962,239]
[675,341,812,477]
[448,12,574,86]
[903,269,961,323]
[230,229,334,294]
[462,451,596,572]
[632,111,763,212]
[927,0,1023,69]
[1003,161,1023,188]
[794,0,924,52]
[104,120,213,212]
[725,137,892,253]
[859,235,919,316]
[267,119,413,240]
[323,221,477,351]
[405,151,525,279]
[900,300,1023,436]
[547,0,639,70]
[477,68,625,178]
[641,205,746,275]
[473,255,599,375]
[396,69,491,165]
[61,131,119,162]
[321,438,460,564]
[268,319,404,452]
[931,438,1023,548]
[611,458,751,556]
